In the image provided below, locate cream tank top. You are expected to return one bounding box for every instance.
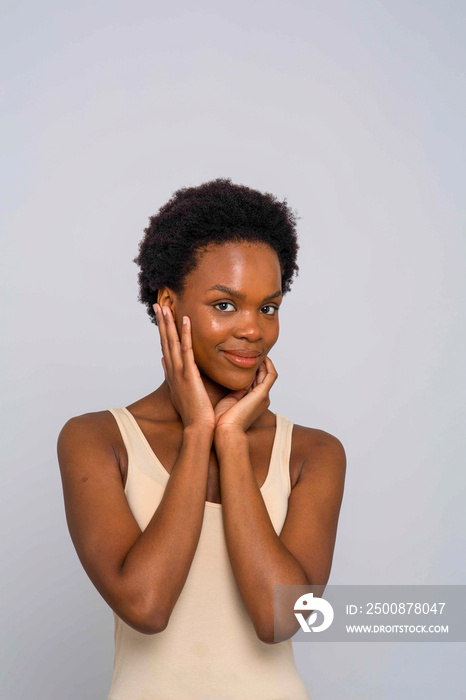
[106,407,311,700]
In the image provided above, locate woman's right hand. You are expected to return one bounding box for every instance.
[155,303,216,431]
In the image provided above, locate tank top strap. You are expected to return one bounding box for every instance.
[266,413,293,499]
[107,407,152,466]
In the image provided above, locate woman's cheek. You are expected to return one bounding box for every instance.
[206,315,228,335]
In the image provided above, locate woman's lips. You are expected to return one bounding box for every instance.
[221,351,261,368]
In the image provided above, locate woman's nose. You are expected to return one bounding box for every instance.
[232,312,263,341]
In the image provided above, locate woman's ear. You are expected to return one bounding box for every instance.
[157,288,176,316]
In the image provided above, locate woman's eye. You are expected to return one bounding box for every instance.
[213,302,279,315]
[262,305,279,316]
[214,302,236,312]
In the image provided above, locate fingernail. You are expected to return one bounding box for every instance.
[183,316,187,325]
[162,306,167,316]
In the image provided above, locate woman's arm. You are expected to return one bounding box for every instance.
[58,414,214,635]
[214,424,346,644]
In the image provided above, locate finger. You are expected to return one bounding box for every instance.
[163,305,183,373]
[249,362,266,390]
[262,356,278,388]
[251,358,277,395]
[155,304,174,375]
[256,361,268,384]
[180,315,200,377]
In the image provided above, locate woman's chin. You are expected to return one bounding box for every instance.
[218,379,251,393]
[209,370,255,393]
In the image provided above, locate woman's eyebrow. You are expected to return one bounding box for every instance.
[207,284,282,303]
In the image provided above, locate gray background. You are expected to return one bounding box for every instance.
[1,1,465,698]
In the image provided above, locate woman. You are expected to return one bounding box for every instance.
[58,178,346,699]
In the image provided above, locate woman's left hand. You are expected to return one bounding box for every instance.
[214,356,278,435]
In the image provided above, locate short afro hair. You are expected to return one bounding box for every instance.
[133,178,300,326]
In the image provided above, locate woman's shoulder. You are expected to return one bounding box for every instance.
[294,427,346,496]
[254,409,344,487]
[272,411,346,483]
[267,409,344,451]
[58,408,126,464]
[292,420,345,452]
[59,407,120,432]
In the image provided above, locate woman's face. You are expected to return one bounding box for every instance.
[156,241,283,391]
